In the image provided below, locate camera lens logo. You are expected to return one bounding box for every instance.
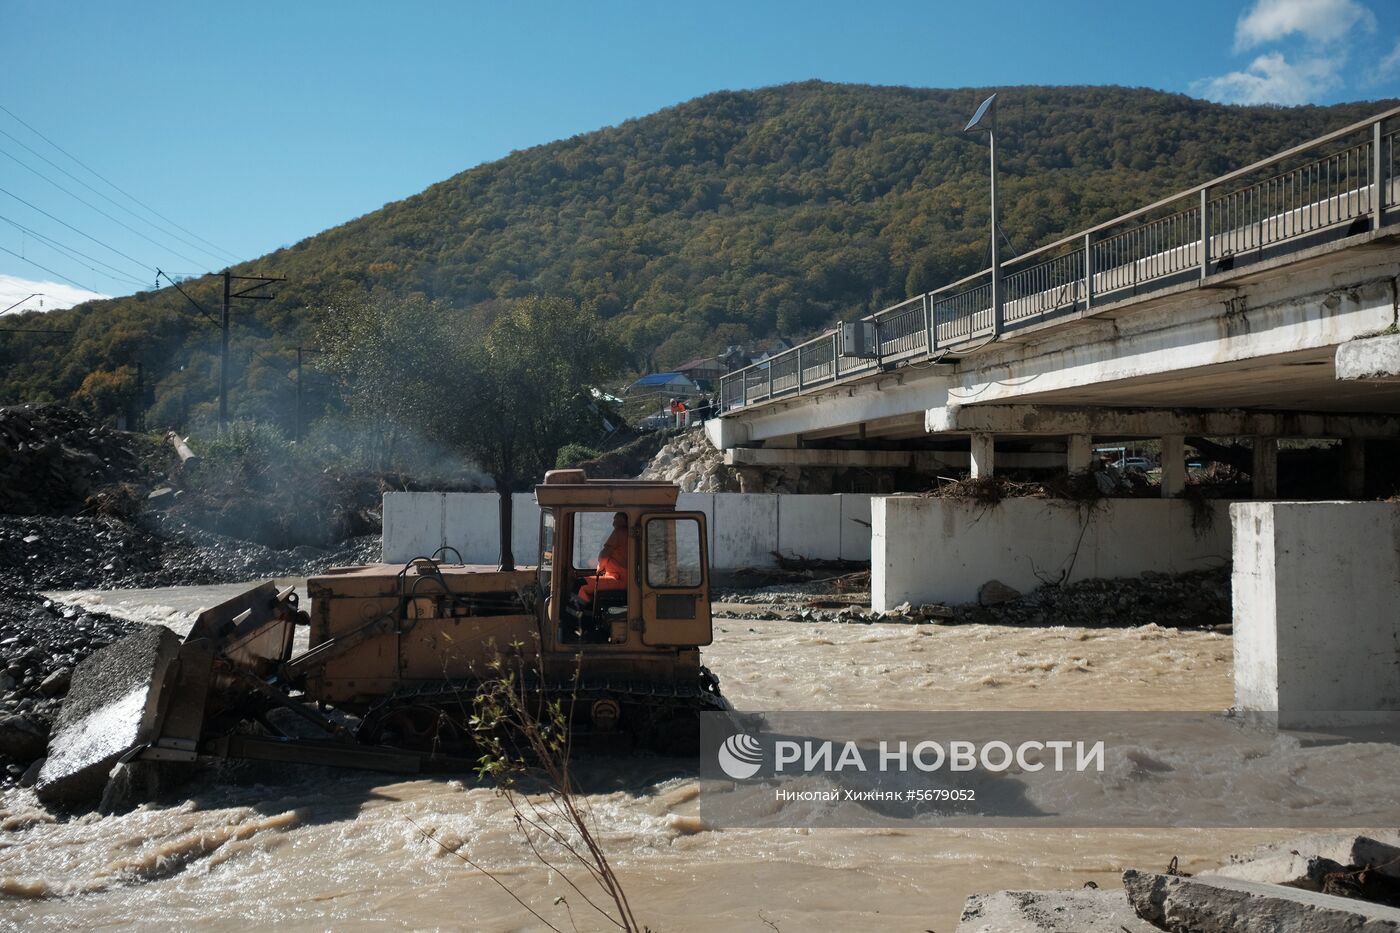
[717,733,763,780]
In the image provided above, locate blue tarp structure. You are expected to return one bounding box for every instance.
[626,372,698,393]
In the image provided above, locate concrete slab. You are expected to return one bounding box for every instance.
[957,888,1157,932]
[443,492,496,564]
[381,491,444,563]
[1232,501,1400,718]
[1212,833,1400,886]
[777,495,843,561]
[712,493,778,568]
[839,495,872,562]
[1122,869,1400,932]
[36,625,183,807]
[873,497,1231,609]
[1337,333,1400,382]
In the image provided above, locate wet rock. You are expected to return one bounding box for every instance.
[0,712,50,759]
[39,668,71,697]
[978,579,1021,607]
[19,756,43,787]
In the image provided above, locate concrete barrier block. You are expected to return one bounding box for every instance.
[957,888,1157,932]
[839,495,872,561]
[37,625,183,807]
[1232,501,1400,716]
[381,491,444,563]
[777,495,843,561]
[713,493,778,569]
[1122,869,1400,932]
[678,492,716,561]
[443,493,498,565]
[873,497,1232,611]
[511,493,541,562]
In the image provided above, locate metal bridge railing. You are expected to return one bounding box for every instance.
[718,105,1400,414]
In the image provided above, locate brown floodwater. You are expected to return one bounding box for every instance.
[1,587,1295,932]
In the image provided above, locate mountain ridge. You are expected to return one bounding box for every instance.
[3,81,1393,428]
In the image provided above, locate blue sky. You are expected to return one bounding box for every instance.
[3,0,1399,310]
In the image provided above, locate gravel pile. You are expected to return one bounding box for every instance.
[0,587,138,785]
[720,568,1231,630]
[0,404,159,516]
[1,513,383,591]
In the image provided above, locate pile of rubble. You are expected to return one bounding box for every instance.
[0,513,382,592]
[718,568,1231,630]
[639,430,739,492]
[0,404,163,516]
[0,587,138,785]
[959,832,1400,931]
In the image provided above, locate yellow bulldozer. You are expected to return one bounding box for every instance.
[36,470,729,806]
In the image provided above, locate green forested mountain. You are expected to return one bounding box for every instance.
[2,82,1393,431]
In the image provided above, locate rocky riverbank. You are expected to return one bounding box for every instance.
[719,567,1231,630]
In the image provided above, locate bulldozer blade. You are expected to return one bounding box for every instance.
[186,580,298,675]
[36,625,183,807]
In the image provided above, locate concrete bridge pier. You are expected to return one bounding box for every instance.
[970,433,995,478]
[1251,437,1279,498]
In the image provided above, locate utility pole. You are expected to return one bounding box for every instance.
[217,269,286,433]
[294,345,322,442]
[219,271,230,433]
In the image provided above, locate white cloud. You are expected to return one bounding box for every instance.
[1199,51,1346,105]
[0,274,108,313]
[1234,0,1375,51]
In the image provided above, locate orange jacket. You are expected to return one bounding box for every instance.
[580,526,628,602]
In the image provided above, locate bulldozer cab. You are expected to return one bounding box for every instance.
[536,470,712,650]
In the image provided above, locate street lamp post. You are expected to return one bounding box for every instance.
[964,93,1002,337]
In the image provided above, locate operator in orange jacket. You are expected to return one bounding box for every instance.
[579,512,629,604]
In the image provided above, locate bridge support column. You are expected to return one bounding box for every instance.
[1066,434,1093,473]
[1251,437,1278,499]
[970,433,995,478]
[1159,435,1186,498]
[1343,439,1366,498]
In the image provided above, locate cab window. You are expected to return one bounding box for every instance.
[645,517,703,587]
[538,509,555,592]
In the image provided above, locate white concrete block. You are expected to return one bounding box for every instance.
[712,493,778,569]
[776,495,843,561]
[872,497,1232,611]
[1232,501,1400,716]
[839,495,873,561]
[678,492,716,562]
[381,492,444,564]
[443,493,498,564]
[511,493,541,563]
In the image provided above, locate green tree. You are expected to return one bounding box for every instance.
[316,289,443,468]
[446,296,624,568]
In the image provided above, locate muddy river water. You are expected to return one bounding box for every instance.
[0,585,1295,931]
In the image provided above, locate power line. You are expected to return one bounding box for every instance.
[156,268,222,328]
[0,102,241,264]
[0,213,149,288]
[0,127,233,268]
[0,242,105,294]
[0,145,212,270]
[0,184,154,272]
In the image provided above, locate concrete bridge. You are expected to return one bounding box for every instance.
[710,106,1400,498]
